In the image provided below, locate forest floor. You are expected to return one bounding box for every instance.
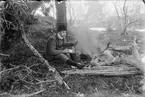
[0,52,144,97]
[30,66,144,97]
[1,16,145,97]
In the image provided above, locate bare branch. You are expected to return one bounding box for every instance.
[2,89,45,97]
[126,20,139,27]
[0,65,39,78]
[114,2,120,20]
[123,0,128,25]
[0,93,7,96]
[0,66,20,75]
[36,79,55,84]
[0,53,10,57]
[26,89,45,97]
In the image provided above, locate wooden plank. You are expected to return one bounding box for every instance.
[61,65,143,76]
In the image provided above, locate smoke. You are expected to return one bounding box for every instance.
[68,24,104,57]
[68,23,145,93]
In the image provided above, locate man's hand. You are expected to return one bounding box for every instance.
[62,49,74,53]
[62,49,68,53]
[72,40,78,46]
[62,40,78,48]
[67,49,74,53]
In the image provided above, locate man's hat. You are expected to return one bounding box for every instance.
[57,24,67,32]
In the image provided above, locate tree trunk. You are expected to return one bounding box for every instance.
[55,1,67,31]
[55,0,68,42]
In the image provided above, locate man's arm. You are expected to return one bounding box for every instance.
[62,40,78,48]
[47,38,65,55]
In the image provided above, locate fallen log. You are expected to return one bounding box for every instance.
[123,56,145,73]
[61,65,142,76]
[22,33,70,89]
[62,56,144,76]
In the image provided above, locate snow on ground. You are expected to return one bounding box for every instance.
[89,27,145,32]
[89,27,106,32]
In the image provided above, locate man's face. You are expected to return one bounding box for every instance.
[58,30,66,39]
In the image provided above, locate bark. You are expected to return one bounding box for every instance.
[123,57,144,73]
[55,0,68,43]
[62,65,142,76]
[55,1,67,30]
[22,33,70,89]
[131,38,141,61]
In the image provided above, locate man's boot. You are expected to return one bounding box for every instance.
[66,59,85,69]
[70,53,81,62]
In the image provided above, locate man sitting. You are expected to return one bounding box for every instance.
[45,27,84,69]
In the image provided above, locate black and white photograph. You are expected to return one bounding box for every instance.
[0,0,145,97]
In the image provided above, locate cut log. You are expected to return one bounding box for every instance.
[62,56,144,76]
[62,56,145,76]
[62,65,142,76]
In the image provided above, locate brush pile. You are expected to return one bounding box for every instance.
[0,1,59,97]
